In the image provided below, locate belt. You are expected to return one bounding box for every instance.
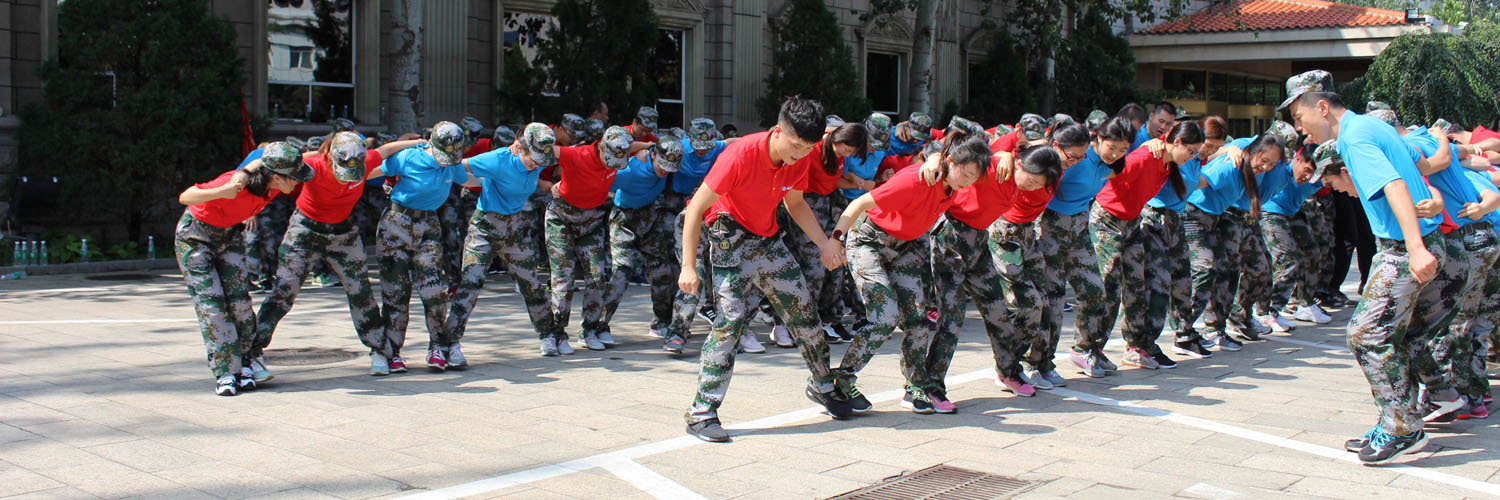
[390,203,436,217]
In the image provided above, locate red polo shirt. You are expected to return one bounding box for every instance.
[188,170,281,228]
[704,131,810,237]
[297,150,385,224]
[556,144,618,209]
[865,167,955,241]
[1095,146,1171,220]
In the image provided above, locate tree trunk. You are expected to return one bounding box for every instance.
[389,0,423,133]
[907,0,939,116]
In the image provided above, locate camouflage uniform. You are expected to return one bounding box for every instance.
[378,205,450,354]
[1302,196,1338,300]
[445,210,556,342]
[835,217,935,389]
[666,203,715,342]
[545,198,612,339]
[1035,209,1109,364]
[918,217,1010,394]
[604,197,678,331]
[1186,206,1237,335]
[829,194,870,325]
[1471,233,1500,396]
[686,216,836,423]
[439,186,480,284]
[525,190,552,268]
[989,219,1046,376]
[252,211,392,359]
[1432,224,1498,400]
[1258,212,1315,314]
[780,193,839,324]
[1088,203,1153,350]
[1225,210,1274,327]
[1140,206,1192,342]
[176,210,254,378]
[245,196,294,282]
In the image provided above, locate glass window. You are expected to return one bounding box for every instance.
[267,0,354,123]
[867,52,903,115]
[1210,72,1228,102]
[649,29,685,129]
[1162,69,1205,100]
[1227,74,1247,105]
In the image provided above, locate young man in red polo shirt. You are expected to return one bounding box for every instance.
[679,97,851,442]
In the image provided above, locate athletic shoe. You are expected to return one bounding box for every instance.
[1424,393,1466,422]
[1173,338,1213,359]
[629,275,649,286]
[772,325,794,347]
[1486,395,1494,405]
[1345,425,1379,452]
[822,323,844,344]
[596,330,617,347]
[753,310,774,325]
[1468,400,1489,419]
[1214,334,1243,352]
[249,356,273,382]
[1063,302,1076,312]
[996,374,1036,397]
[426,349,447,371]
[698,307,718,325]
[314,273,342,288]
[236,368,257,391]
[1093,350,1118,374]
[1042,370,1068,387]
[1197,335,1216,351]
[663,336,686,353]
[580,333,606,351]
[370,352,390,376]
[1358,429,1428,466]
[1257,314,1291,333]
[1273,313,1296,330]
[1020,368,1053,390]
[1069,350,1105,378]
[1453,402,1473,420]
[648,327,664,338]
[836,380,872,412]
[1317,296,1344,309]
[901,392,935,414]
[1293,305,1332,324]
[1122,347,1159,370]
[924,308,940,331]
[539,338,560,357]
[845,321,867,342]
[389,356,408,373]
[446,343,467,369]
[686,418,730,442]
[1150,349,1177,369]
[558,338,576,355]
[1230,320,1267,341]
[928,390,957,414]
[215,375,238,396]
[738,333,767,354]
[805,386,854,420]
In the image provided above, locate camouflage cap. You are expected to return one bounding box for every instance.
[375,132,397,146]
[329,131,369,183]
[599,126,634,170]
[661,127,687,142]
[521,123,558,168]
[1049,113,1077,131]
[1433,118,1455,134]
[1174,107,1192,121]
[636,106,659,130]
[1367,100,1393,112]
[559,113,587,141]
[1369,109,1400,128]
[459,117,485,146]
[1265,120,1299,157]
[261,141,315,182]
[492,125,517,147]
[652,138,686,173]
[428,121,466,166]
[865,113,893,151]
[906,112,934,142]
[1277,69,1334,111]
[583,118,606,143]
[688,118,718,151]
[1018,113,1048,145]
[331,117,356,133]
[283,136,307,152]
[305,135,325,152]
[1311,139,1341,179]
[1085,110,1108,131]
[947,116,985,139]
[826,114,846,128]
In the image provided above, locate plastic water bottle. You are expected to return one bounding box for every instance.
[11,241,19,266]
[22,241,32,266]
[147,236,156,260]
[39,241,48,266]
[80,237,89,264]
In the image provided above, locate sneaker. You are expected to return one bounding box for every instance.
[1122,347,1160,370]
[648,327,664,338]
[663,336,685,353]
[1273,313,1296,330]
[1309,304,1333,323]
[996,374,1036,397]
[805,386,854,420]
[236,369,257,391]
[773,325,795,347]
[686,418,731,442]
[426,349,448,371]
[924,308,940,331]
[596,330,617,347]
[698,307,719,325]
[1345,425,1379,452]
[581,333,606,351]
[558,338,576,355]
[843,321,865,342]
[539,338,560,357]
[1093,350,1118,374]
[753,310,774,325]
[1150,349,1177,369]
[446,343,467,369]
[1317,296,1344,309]
[1424,393,1466,422]
[248,356,273,382]
[1020,368,1054,390]
[389,356,408,373]
[1069,350,1105,378]
[901,392,935,414]
[1454,402,1474,420]
[1231,320,1267,341]
[1197,335,1217,351]
[370,352,391,376]
[1486,395,1494,405]
[1358,429,1428,465]
[821,323,844,344]
[928,390,957,414]
[215,375,238,396]
[1468,400,1489,419]
[738,333,767,354]
[1257,314,1289,333]
[1213,334,1243,352]
[1173,338,1213,359]
[1042,370,1068,387]
[1063,302,1076,312]
[314,273,342,288]
[1292,305,1331,324]
[836,380,872,412]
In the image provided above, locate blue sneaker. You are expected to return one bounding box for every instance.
[1345,425,1379,452]
[1358,429,1428,466]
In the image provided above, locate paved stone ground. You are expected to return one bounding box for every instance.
[2,269,1499,499]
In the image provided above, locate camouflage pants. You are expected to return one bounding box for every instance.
[439,186,479,285]
[605,204,677,329]
[1349,231,1464,435]
[525,191,552,269]
[1303,197,1338,299]
[377,205,449,354]
[353,185,390,242]
[1140,207,1191,342]
[830,195,869,325]
[1184,206,1234,334]
[1416,226,1490,395]
[245,196,294,280]
[919,217,1010,393]
[666,198,715,342]
[836,216,934,389]
[1226,210,1273,325]
[252,210,391,359]
[174,211,253,378]
[1035,209,1109,359]
[780,193,841,324]
[686,216,835,424]
[1470,227,1500,396]
[1259,212,1315,314]
[1089,203,1152,350]
[545,198,611,338]
[989,219,1045,377]
[445,210,555,343]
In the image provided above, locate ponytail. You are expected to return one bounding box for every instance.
[1162,121,1205,199]
[1236,134,1285,220]
[244,166,274,197]
[822,123,869,175]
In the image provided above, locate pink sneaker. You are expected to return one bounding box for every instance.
[1470,402,1490,419]
[996,374,1035,397]
[388,356,408,373]
[927,390,957,414]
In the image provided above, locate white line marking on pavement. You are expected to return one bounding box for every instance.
[0,307,348,325]
[1180,482,1247,499]
[0,284,180,296]
[602,459,711,500]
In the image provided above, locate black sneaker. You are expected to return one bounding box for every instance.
[1150,349,1177,369]
[823,324,844,345]
[831,322,854,342]
[1172,338,1213,359]
[837,380,872,413]
[698,306,718,325]
[845,320,868,342]
[901,392,935,414]
[806,386,853,420]
[686,418,730,442]
[1358,429,1428,465]
[1346,426,1378,452]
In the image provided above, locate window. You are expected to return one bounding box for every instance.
[1162,69,1205,100]
[267,0,354,123]
[649,29,685,129]
[866,52,903,115]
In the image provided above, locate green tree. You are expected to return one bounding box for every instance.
[17,0,246,244]
[1345,30,1499,127]
[959,29,1035,126]
[758,0,870,125]
[1053,6,1141,116]
[533,0,661,120]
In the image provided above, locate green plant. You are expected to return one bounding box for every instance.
[1346,30,1499,127]
[959,30,1035,126]
[532,0,661,121]
[1053,6,1143,116]
[42,232,103,264]
[758,0,870,126]
[105,241,141,261]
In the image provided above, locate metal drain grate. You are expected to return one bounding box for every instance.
[829,465,1040,500]
[264,347,361,366]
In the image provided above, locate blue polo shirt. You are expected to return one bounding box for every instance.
[1403,127,1500,227]
[1187,154,1249,216]
[1047,146,1113,215]
[1146,155,1203,213]
[1337,109,1442,240]
[839,150,886,199]
[1232,161,1293,211]
[1465,169,1500,226]
[1263,179,1323,216]
[1132,123,1151,151]
[888,127,926,156]
[384,145,468,211]
[611,156,669,209]
[465,148,541,215]
[670,138,726,194]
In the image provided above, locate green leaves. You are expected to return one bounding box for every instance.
[758,0,870,125]
[1348,27,1500,127]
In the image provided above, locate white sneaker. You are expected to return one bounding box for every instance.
[739,333,767,353]
[772,325,794,347]
[753,310,774,325]
[370,352,391,376]
[597,330,617,346]
[558,338,576,355]
[1258,314,1291,333]
[1295,304,1332,324]
[1020,368,1054,390]
[581,333,606,351]
[1274,313,1296,331]
[248,356,273,382]
[215,375,238,396]
[446,343,467,368]
[539,338,560,357]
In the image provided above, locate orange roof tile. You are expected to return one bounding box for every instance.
[1140,0,1408,35]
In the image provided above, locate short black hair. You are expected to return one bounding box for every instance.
[777,96,826,143]
[1152,101,1176,117]
[1117,103,1147,125]
[1294,91,1344,110]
